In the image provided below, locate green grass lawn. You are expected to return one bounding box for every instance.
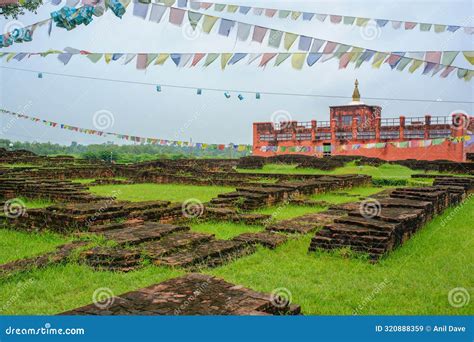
[0,229,69,264]
[0,198,53,212]
[251,204,327,221]
[0,264,183,315]
[2,196,469,315]
[22,198,54,209]
[191,221,263,240]
[208,198,474,315]
[0,162,472,316]
[237,162,466,180]
[71,178,96,184]
[71,177,128,184]
[0,195,472,315]
[0,163,37,168]
[310,186,390,204]
[87,183,234,203]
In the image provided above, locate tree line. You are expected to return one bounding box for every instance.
[0,139,249,163]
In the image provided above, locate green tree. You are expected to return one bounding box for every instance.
[1,0,43,19]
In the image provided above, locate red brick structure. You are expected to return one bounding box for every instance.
[253,80,473,162]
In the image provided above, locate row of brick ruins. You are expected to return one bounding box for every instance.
[310,176,473,260]
[0,149,473,315]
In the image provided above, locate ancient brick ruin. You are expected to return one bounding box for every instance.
[238,154,474,175]
[1,148,473,314]
[61,273,301,315]
[309,177,473,260]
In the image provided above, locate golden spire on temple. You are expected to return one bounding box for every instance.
[352,79,361,102]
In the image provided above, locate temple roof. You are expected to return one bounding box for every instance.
[348,79,364,105]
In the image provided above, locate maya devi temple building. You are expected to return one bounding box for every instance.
[253,80,474,162]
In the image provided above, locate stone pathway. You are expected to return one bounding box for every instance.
[60,273,301,315]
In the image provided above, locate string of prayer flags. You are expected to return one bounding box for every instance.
[258,138,453,153]
[4,2,473,77]
[2,49,473,81]
[164,0,474,35]
[139,4,473,71]
[2,0,127,48]
[0,108,252,152]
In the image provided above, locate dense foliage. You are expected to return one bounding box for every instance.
[1,0,42,19]
[0,139,249,163]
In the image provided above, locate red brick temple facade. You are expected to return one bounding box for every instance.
[253,80,474,162]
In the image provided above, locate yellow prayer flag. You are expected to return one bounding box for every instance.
[408,59,423,73]
[291,53,306,70]
[464,70,474,81]
[462,51,474,65]
[104,53,112,64]
[283,32,298,50]
[155,53,169,65]
[355,17,370,26]
[372,52,388,68]
[202,15,219,33]
[349,47,364,62]
[221,53,233,69]
[227,5,238,13]
[6,53,15,62]
[434,24,446,33]
[291,11,301,20]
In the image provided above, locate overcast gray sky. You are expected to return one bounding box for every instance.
[0,0,473,146]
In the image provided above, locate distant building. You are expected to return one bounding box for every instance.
[253,80,473,162]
